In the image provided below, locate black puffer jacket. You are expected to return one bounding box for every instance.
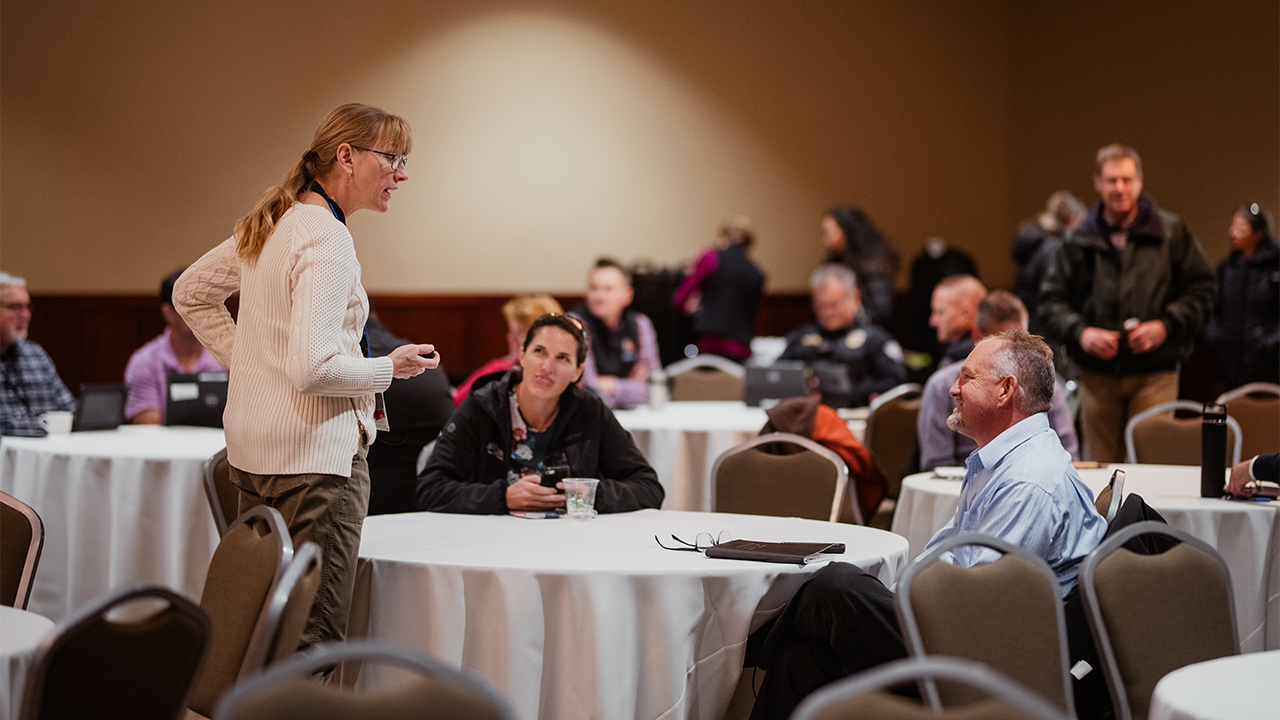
[1204,237,1280,390]
[414,368,664,514]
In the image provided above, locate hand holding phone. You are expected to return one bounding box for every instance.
[540,465,571,488]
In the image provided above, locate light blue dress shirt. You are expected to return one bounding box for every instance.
[922,413,1106,597]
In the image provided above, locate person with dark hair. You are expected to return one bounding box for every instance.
[1012,191,1086,337]
[1204,203,1279,393]
[1,272,76,436]
[917,290,1077,470]
[781,264,906,408]
[175,103,438,648]
[364,314,455,515]
[672,217,765,362]
[821,205,900,328]
[1040,144,1215,463]
[571,258,662,408]
[124,268,227,424]
[415,313,664,515]
[748,331,1105,720]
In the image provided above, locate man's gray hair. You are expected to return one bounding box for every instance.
[0,273,26,289]
[983,330,1055,415]
[809,263,857,295]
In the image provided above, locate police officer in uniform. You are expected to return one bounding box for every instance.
[781,264,907,408]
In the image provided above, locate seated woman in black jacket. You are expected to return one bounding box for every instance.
[415,313,665,514]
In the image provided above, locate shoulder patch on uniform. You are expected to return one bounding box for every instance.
[882,340,904,363]
[801,333,823,347]
[845,329,867,350]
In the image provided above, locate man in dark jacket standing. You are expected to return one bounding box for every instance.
[415,313,664,514]
[1039,144,1215,462]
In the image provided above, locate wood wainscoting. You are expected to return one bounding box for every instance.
[26,293,814,395]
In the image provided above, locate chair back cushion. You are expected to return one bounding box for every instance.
[266,555,322,664]
[1131,414,1237,467]
[865,395,921,497]
[1227,394,1279,460]
[715,445,838,520]
[908,556,1066,709]
[1093,544,1236,720]
[670,368,745,401]
[226,677,511,720]
[0,500,34,607]
[190,520,283,715]
[30,591,208,720]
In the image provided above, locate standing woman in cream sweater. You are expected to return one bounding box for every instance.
[174,104,438,647]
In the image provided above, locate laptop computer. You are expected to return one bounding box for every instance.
[73,383,129,431]
[743,360,811,407]
[164,372,229,428]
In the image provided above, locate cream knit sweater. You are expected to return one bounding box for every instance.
[175,203,394,476]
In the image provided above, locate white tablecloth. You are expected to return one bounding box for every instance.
[891,464,1280,652]
[0,427,225,621]
[1,605,55,720]
[348,509,910,720]
[1149,650,1280,720]
[615,401,865,513]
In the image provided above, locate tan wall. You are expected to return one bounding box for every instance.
[1,1,1275,295]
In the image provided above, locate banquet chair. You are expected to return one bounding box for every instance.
[666,354,746,401]
[212,639,517,720]
[21,583,211,720]
[1080,521,1238,720]
[203,447,239,537]
[1,490,44,610]
[895,533,1074,716]
[712,432,850,522]
[187,506,322,718]
[864,383,922,499]
[1123,400,1242,466]
[1093,468,1125,524]
[1215,382,1280,461]
[791,656,1070,720]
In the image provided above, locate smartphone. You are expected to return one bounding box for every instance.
[540,465,571,489]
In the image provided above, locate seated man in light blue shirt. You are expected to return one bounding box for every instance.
[918,289,1078,472]
[748,330,1106,720]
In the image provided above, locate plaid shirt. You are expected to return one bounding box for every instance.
[1,340,76,436]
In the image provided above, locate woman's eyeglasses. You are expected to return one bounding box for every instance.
[352,145,408,171]
[654,532,733,552]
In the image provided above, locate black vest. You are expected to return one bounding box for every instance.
[576,307,641,377]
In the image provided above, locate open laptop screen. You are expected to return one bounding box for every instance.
[164,372,228,428]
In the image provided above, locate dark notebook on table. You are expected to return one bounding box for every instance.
[73,383,129,431]
[743,360,811,407]
[705,539,846,565]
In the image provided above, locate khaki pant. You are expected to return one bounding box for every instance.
[1078,369,1179,463]
[228,442,370,648]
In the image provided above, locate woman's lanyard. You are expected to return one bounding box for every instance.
[309,181,346,224]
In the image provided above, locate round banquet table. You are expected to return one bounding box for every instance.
[891,464,1280,652]
[347,509,909,720]
[0,426,225,622]
[1,605,55,720]
[614,401,866,513]
[1148,650,1279,720]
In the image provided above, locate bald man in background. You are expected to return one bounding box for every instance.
[928,274,987,365]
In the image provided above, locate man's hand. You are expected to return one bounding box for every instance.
[596,375,618,395]
[1079,327,1120,360]
[1125,320,1167,355]
[1227,459,1255,498]
[388,343,439,379]
[506,473,565,511]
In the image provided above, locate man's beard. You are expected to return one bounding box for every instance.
[945,405,963,433]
